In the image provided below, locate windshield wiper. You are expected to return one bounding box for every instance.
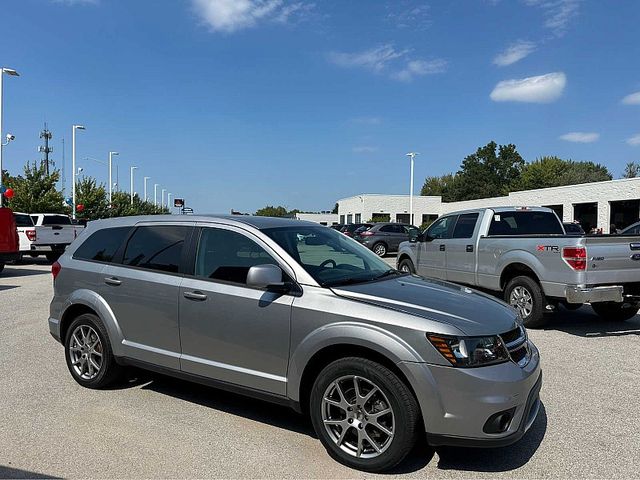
[372,269,405,281]
[323,269,405,288]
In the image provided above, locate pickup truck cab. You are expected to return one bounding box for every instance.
[29,213,83,262]
[0,207,20,274]
[397,206,640,327]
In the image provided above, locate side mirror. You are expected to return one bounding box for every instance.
[409,231,421,243]
[246,264,286,291]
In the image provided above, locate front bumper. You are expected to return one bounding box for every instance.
[400,342,542,447]
[565,285,623,304]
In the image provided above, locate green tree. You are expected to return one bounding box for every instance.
[623,162,639,178]
[420,173,459,202]
[331,203,339,214]
[108,191,168,217]
[255,205,290,217]
[4,162,67,213]
[514,156,568,190]
[559,160,611,185]
[76,177,109,221]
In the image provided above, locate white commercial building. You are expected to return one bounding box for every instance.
[295,212,340,225]
[338,177,640,234]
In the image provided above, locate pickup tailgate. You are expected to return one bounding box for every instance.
[34,225,76,245]
[585,235,640,284]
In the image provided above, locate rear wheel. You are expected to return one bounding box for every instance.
[372,243,387,257]
[398,258,415,274]
[310,357,420,472]
[504,276,547,328]
[591,302,639,321]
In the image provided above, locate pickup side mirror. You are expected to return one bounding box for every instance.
[409,231,424,243]
[246,264,287,291]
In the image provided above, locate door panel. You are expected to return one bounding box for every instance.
[445,213,480,285]
[417,216,457,279]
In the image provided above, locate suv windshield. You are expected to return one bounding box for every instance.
[262,226,401,287]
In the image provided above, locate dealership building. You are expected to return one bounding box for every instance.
[337,177,640,234]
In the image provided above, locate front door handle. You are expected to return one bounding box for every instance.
[183,291,208,301]
[439,244,446,251]
[104,277,122,286]
[466,245,474,252]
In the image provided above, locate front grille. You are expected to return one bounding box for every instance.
[499,325,530,367]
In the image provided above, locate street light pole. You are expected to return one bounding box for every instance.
[108,151,118,204]
[143,176,150,202]
[154,184,159,206]
[130,166,138,205]
[0,67,19,208]
[161,189,166,208]
[167,193,172,213]
[405,152,419,225]
[72,125,86,219]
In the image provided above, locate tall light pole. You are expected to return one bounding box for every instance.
[108,151,118,204]
[130,166,138,205]
[167,193,172,213]
[0,67,19,207]
[72,125,86,219]
[405,152,419,225]
[143,176,150,202]
[154,183,159,206]
[161,188,166,208]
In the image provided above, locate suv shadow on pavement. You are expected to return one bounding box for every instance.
[544,306,640,338]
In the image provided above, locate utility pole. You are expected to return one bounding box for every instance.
[38,123,53,175]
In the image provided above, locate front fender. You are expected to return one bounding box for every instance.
[287,321,424,403]
[397,242,418,267]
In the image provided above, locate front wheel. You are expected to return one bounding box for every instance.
[591,302,639,321]
[372,243,387,257]
[398,258,415,274]
[310,357,420,472]
[504,276,547,328]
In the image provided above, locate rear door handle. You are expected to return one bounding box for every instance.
[466,245,474,252]
[104,277,122,286]
[439,244,446,251]
[183,291,207,301]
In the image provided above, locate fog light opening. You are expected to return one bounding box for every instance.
[483,407,516,434]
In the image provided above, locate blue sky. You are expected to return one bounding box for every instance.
[1,0,639,213]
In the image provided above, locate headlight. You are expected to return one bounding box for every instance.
[427,334,509,367]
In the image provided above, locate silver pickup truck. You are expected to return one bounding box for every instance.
[397,206,640,327]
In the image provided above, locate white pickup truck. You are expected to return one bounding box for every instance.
[15,213,84,262]
[397,206,640,327]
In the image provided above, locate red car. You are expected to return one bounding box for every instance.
[0,207,20,274]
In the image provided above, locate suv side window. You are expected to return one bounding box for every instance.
[74,227,132,263]
[426,216,457,239]
[122,225,190,273]
[379,225,394,233]
[194,228,278,285]
[452,213,479,239]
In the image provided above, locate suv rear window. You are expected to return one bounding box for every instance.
[488,211,563,235]
[14,214,34,227]
[41,215,72,225]
[122,225,190,273]
[74,227,132,263]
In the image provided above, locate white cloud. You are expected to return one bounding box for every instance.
[328,44,446,82]
[52,0,98,5]
[559,132,599,143]
[350,117,382,125]
[387,2,431,30]
[490,72,566,103]
[622,91,640,105]
[191,0,312,33]
[493,41,536,66]
[352,146,379,153]
[524,0,580,37]
[627,134,640,146]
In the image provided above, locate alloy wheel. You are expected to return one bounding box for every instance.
[510,286,533,318]
[321,375,395,459]
[374,245,386,256]
[68,325,103,380]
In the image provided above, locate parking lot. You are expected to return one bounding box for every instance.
[1,260,639,479]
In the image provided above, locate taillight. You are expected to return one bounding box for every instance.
[563,247,586,271]
[52,261,61,280]
[26,229,37,241]
[360,231,374,236]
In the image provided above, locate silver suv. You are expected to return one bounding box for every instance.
[49,215,542,472]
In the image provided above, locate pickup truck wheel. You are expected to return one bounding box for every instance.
[64,313,122,389]
[591,302,639,321]
[372,243,387,257]
[398,258,415,274]
[46,252,61,262]
[505,276,547,328]
[310,357,420,472]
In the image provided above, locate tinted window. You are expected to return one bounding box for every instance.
[74,227,131,263]
[452,213,479,239]
[427,216,457,239]
[195,228,277,285]
[41,215,71,225]
[488,211,563,235]
[122,226,190,273]
[14,214,34,227]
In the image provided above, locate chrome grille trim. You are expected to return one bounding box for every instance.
[499,325,531,368]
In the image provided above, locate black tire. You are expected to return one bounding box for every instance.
[64,313,122,389]
[0,261,4,274]
[46,251,61,262]
[504,275,547,328]
[310,357,420,472]
[398,258,416,274]
[591,302,639,321]
[372,242,387,257]
[29,253,39,258]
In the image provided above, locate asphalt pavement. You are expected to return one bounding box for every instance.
[1,260,639,479]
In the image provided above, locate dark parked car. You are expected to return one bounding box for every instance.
[340,223,372,238]
[563,222,585,235]
[329,224,344,231]
[357,222,420,256]
[621,221,640,235]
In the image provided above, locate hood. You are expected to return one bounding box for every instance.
[332,274,519,336]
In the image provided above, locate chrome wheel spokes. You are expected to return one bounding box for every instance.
[69,325,103,380]
[321,375,395,459]
[510,286,533,318]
